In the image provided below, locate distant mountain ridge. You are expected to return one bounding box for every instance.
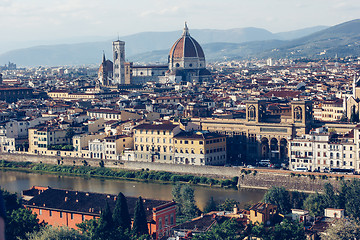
[3,21,357,67]
[132,19,360,62]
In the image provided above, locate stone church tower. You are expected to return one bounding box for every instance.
[112,40,125,85]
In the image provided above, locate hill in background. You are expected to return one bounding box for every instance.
[2,21,359,67]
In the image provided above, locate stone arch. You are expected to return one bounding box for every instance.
[261,137,269,159]
[270,138,279,160]
[280,138,288,161]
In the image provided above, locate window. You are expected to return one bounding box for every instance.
[170,214,174,225]
[82,215,85,221]
[159,218,162,229]
[39,209,42,215]
[49,210,52,217]
[71,213,74,220]
[60,212,63,218]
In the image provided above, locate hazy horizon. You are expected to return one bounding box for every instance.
[0,0,359,53]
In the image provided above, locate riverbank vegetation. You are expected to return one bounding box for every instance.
[0,160,239,188]
[262,180,360,219]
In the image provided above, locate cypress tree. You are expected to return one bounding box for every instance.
[132,196,149,236]
[113,192,131,231]
[95,201,114,239]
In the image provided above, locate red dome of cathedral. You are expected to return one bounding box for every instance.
[169,23,205,59]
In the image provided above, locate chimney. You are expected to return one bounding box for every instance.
[114,196,117,201]
[86,193,89,196]
[65,197,68,202]
[76,199,79,203]
[43,203,46,207]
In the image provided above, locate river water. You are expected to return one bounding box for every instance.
[0,170,265,209]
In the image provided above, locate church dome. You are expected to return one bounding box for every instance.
[169,23,205,59]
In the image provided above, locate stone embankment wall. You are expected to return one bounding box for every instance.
[0,153,348,192]
[238,171,340,193]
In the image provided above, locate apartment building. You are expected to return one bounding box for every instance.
[103,135,133,160]
[289,127,357,172]
[173,131,226,165]
[28,126,68,154]
[87,109,141,121]
[320,99,344,122]
[133,123,181,164]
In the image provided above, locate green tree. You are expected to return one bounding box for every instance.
[113,192,131,231]
[218,198,239,211]
[181,185,198,218]
[1,189,21,213]
[27,226,89,240]
[6,208,43,240]
[303,192,326,216]
[172,183,199,219]
[270,219,306,240]
[323,182,337,208]
[132,196,149,237]
[290,191,307,209]
[192,219,242,240]
[342,179,360,219]
[322,218,360,240]
[263,186,291,214]
[77,219,98,239]
[172,183,183,215]
[203,197,218,213]
[94,202,115,240]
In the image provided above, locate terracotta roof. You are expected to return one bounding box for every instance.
[263,90,302,98]
[169,26,205,59]
[23,186,174,222]
[133,123,178,131]
[174,131,225,140]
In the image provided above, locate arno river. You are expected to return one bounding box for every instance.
[0,170,265,209]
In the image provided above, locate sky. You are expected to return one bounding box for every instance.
[0,0,359,52]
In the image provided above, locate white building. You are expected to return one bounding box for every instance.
[289,127,358,172]
[88,139,106,159]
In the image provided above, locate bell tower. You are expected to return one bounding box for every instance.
[246,100,266,123]
[291,101,312,125]
[113,40,125,85]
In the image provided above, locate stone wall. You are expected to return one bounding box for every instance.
[238,171,340,193]
[0,153,345,192]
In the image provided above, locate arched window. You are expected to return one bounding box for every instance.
[175,63,180,67]
[294,106,302,121]
[248,105,256,121]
